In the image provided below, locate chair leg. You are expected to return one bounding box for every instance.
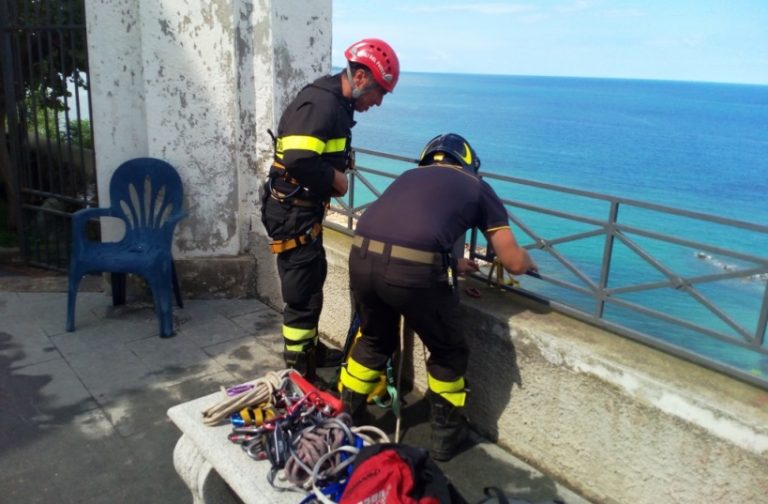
[66,273,82,332]
[172,261,183,308]
[148,274,175,338]
[112,272,127,306]
[160,297,174,338]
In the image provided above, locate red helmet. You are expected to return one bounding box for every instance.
[344,38,400,92]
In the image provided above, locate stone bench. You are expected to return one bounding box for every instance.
[167,386,309,504]
[168,378,593,504]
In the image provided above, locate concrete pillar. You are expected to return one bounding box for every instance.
[84,0,331,299]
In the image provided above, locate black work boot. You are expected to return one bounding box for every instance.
[427,390,470,461]
[316,340,344,368]
[341,388,373,425]
[283,345,318,382]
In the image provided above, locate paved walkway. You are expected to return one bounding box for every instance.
[0,253,590,504]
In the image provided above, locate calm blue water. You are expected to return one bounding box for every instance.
[347,72,768,379]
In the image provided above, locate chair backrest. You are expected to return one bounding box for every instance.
[109,158,184,243]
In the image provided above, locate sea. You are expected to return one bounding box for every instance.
[345,72,768,381]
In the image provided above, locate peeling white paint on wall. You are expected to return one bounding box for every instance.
[139,0,240,256]
[86,0,331,257]
[86,0,147,243]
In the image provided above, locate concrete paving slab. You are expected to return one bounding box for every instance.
[1,324,61,370]
[38,431,149,503]
[175,313,254,347]
[4,467,62,504]
[96,371,245,439]
[62,345,158,403]
[177,297,271,321]
[51,316,158,357]
[161,370,245,406]
[18,357,97,415]
[0,406,120,502]
[13,291,105,336]
[228,307,284,339]
[203,336,286,381]
[127,333,228,385]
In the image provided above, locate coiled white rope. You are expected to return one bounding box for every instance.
[201,369,291,426]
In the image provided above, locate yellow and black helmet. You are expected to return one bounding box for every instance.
[418,133,481,174]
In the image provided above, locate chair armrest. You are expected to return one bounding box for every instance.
[71,207,118,253]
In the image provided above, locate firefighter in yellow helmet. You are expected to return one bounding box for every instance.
[340,133,537,461]
[260,39,400,383]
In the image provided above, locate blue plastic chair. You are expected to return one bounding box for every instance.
[66,157,187,338]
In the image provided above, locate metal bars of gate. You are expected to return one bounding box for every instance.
[326,147,768,391]
[0,0,95,270]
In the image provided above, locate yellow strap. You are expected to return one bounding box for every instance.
[428,374,467,407]
[240,407,254,424]
[270,162,302,187]
[269,223,322,254]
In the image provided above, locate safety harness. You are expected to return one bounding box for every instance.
[265,130,327,254]
[268,222,323,254]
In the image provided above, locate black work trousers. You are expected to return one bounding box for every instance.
[277,237,327,330]
[262,195,327,331]
[348,245,468,383]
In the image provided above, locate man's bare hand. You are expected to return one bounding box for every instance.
[457,258,480,275]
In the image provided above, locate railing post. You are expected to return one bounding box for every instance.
[347,169,355,230]
[757,282,768,347]
[596,200,620,319]
[468,227,478,261]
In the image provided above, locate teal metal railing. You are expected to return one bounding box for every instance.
[327,148,768,390]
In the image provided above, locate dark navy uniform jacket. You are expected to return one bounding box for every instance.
[355,164,510,253]
[270,73,355,201]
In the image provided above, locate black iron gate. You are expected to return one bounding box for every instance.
[0,0,96,270]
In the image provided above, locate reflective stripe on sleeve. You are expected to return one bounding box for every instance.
[276,135,347,155]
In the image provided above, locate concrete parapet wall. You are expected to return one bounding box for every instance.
[317,228,768,504]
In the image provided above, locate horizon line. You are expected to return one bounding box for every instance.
[330,66,768,87]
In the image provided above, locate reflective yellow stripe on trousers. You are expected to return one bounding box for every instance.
[340,356,382,395]
[282,325,317,352]
[428,374,467,407]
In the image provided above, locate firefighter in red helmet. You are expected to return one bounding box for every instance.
[261,39,400,383]
[340,133,538,461]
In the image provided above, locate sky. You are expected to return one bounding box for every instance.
[332,0,768,85]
